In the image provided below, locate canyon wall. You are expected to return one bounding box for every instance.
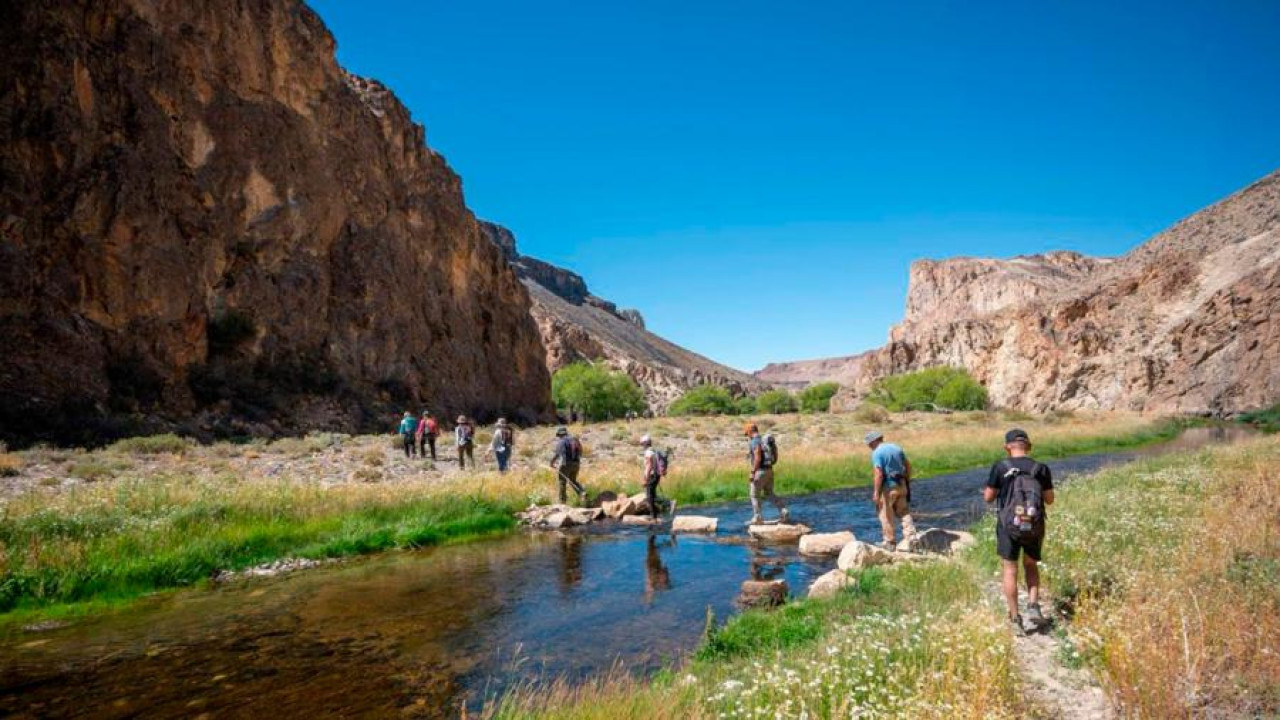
[0,0,552,445]
[482,222,768,411]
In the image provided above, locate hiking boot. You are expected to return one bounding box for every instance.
[879,540,896,551]
[747,515,763,526]
[1008,614,1026,636]
[779,508,790,524]
[1025,602,1047,627]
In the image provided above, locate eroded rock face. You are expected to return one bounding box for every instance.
[781,173,1280,414]
[0,0,553,446]
[482,222,768,412]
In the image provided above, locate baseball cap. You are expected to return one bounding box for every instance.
[1005,428,1030,444]
[555,426,568,437]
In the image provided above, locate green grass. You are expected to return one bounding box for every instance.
[667,417,1190,506]
[0,492,517,622]
[1238,402,1280,433]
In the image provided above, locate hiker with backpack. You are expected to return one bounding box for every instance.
[455,415,476,469]
[746,423,788,525]
[416,410,439,461]
[487,418,515,473]
[640,435,671,520]
[865,430,917,549]
[985,428,1055,634]
[550,426,587,504]
[397,411,418,459]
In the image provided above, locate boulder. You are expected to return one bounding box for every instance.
[837,541,893,571]
[671,515,718,534]
[898,528,976,555]
[568,507,604,525]
[798,531,855,556]
[808,569,857,599]
[542,511,576,529]
[630,492,652,515]
[602,496,636,518]
[747,523,813,543]
[737,579,788,610]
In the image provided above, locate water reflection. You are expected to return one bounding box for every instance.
[556,534,584,594]
[643,535,673,603]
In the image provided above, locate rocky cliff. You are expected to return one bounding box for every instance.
[754,353,872,390]
[829,171,1280,413]
[482,222,768,411]
[0,0,552,445]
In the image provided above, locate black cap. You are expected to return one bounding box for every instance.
[1005,428,1030,444]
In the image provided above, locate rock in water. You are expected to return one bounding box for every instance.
[798,531,855,556]
[620,515,659,526]
[602,496,637,519]
[0,0,554,446]
[837,541,893,570]
[671,516,718,534]
[737,579,788,609]
[899,528,976,554]
[808,569,857,599]
[747,523,813,543]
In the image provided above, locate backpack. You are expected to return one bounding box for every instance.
[564,437,583,463]
[997,461,1046,543]
[458,424,474,444]
[426,418,439,435]
[494,427,512,451]
[648,448,670,482]
[763,434,779,466]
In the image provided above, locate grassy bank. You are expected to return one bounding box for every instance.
[480,434,1279,719]
[0,412,1181,623]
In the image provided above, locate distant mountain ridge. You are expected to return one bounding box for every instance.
[760,171,1280,414]
[482,222,769,411]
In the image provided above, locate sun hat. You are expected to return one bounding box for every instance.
[555,426,568,437]
[640,434,652,446]
[456,415,467,423]
[863,430,884,445]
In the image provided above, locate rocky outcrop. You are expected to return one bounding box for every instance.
[0,0,553,446]
[483,222,769,411]
[754,352,873,390]
[782,172,1280,414]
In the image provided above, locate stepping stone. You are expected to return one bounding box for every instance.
[737,579,788,609]
[747,523,812,543]
[798,531,855,556]
[671,515,718,533]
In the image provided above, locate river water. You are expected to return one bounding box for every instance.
[0,426,1252,718]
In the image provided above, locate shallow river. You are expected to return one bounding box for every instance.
[0,426,1252,718]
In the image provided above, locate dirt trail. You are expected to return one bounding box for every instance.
[991,583,1114,720]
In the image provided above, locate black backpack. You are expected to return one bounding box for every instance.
[564,437,583,463]
[997,461,1046,543]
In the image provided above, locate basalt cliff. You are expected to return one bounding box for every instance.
[482,222,768,411]
[0,0,552,445]
[770,172,1280,414]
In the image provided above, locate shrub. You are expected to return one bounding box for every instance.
[68,461,118,482]
[1238,402,1280,433]
[0,452,21,477]
[867,367,987,412]
[798,382,841,413]
[756,389,798,414]
[733,396,758,415]
[108,433,191,455]
[853,403,890,424]
[551,363,647,421]
[668,385,736,416]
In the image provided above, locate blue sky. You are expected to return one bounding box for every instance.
[310,0,1280,372]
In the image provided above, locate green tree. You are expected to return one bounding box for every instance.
[669,385,736,416]
[755,389,798,414]
[733,395,758,415]
[867,367,988,411]
[798,382,840,413]
[551,363,647,421]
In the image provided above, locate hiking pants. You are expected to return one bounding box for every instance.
[877,485,916,544]
[402,433,416,458]
[495,448,512,473]
[645,479,661,519]
[419,434,437,460]
[750,468,786,519]
[557,462,584,503]
[458,442,474,469]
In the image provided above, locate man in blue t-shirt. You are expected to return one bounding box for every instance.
[865,430,916,549]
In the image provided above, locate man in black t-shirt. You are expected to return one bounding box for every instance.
[984,428,1055,632]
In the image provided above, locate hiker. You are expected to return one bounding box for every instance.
[640,435,669,520]
[549,426,587,504]
[865,430,917,549]
[455,415,476,469]
[985,428,1055,633]
[488,418,515,473]
[416,411,439,461]
[746,423,788,525]
[397,411,417,458]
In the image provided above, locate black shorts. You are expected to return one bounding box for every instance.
[995,525,1043,562]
